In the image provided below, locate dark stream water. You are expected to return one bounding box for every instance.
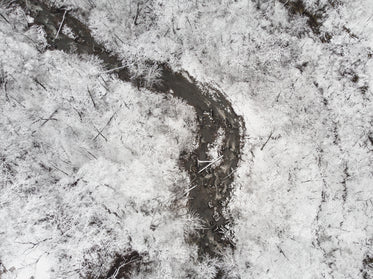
[18,1,245,277]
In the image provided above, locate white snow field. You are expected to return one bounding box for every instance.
[1,0,373,278]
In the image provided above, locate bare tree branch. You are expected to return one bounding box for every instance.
[260,131,274,151]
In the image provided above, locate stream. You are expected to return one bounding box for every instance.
[18,1,245,277]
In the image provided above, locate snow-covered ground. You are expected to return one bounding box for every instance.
[1,0,373,278]
[0,6,203,278]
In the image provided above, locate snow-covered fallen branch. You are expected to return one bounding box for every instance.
[108,258,140,279]
[94,65,127,75]
[55,10,67,39]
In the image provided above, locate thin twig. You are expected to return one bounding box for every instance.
[0,13,10,24]
[73,107,82,121]
[114,34,125,44]
[55,10,67,39]
[40,109,58,127]
[86,150,97,159]
[221,168,237,181]
[198,155,223,173]
[108,259,140,279]
[93,126,108,142]
[51,164,69,176]
[93,111,117,141]
[277,245,289,261]
[9,95,25,108]
[95,65,126,75]
[183,184,198,196]
[133,2,141,26]
[197,159,213,166]
[87,87,97,109]
[260,131,273,151]
[34,78,47,91]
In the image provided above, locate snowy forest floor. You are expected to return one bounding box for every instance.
[1,0,373,279]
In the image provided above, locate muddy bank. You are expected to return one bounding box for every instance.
[17,0,244,276]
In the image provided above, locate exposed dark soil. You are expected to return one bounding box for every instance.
[361,254,373,279]
[17,0,245,277]
[278,0,333,43]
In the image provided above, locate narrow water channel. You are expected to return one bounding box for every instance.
[18,1,245,277]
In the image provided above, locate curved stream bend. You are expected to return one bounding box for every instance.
[18,0,245,275]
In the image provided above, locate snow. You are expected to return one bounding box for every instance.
[0,7,201,278]
[207,127,225,162]
[1,0,373,278]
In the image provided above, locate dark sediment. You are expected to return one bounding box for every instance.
[17,0,245,277]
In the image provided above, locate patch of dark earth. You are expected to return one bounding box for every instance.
[276,0,339,43]
[361,254,373,279]
[15,1,245,278]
